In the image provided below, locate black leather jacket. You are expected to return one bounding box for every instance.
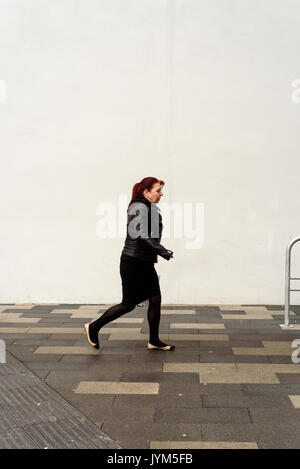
[121,196,173,263]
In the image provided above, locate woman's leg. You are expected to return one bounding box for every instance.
[147,292,174,348]
[87,302,135,343]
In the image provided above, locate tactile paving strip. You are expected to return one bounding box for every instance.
[0,352,121,449]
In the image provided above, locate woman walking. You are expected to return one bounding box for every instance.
[85,177,175,351]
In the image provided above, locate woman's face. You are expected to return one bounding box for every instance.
[143,182,163,204]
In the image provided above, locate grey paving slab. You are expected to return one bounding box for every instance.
[12,339,78,346]
[249,407,300,424]
[241,383,300,395]
[202,394,293,408]
[24,361,97,373]
[113,394,173,409]
[267,356,295,364]
[155,407,251,424]
[199,355,270,363]
[37,318,75,324]
[0,334,51,340]
[197,383,244,395]
[276,373,300,384]
[228,334,264,341]
[60,391,116,410]
[120,371,200,383]
[201,422,300,449]
[101,422,202,449]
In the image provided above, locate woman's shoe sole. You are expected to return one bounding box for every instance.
[84,323,100,349]
[147,343,175,351]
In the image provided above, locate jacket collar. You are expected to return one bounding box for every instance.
[132,196,152,207]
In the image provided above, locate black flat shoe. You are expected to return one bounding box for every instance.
[84,323,100,349]
[147,343,175,351]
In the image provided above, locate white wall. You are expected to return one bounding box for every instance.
[1,0,300,304]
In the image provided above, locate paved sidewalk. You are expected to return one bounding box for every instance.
[1,303,300,449]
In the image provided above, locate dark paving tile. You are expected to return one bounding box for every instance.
[258,334,295,341]
[155,395,203,409]
[202,394,293,409]
[113,395,168,409]
[254,328,288,334]
[226,341,264,347]
[194,317,224,323]
[221,311,246,315]
[59,322,87,328]
[267,356,295,364]
[110,323,145,329]
[120,372,200,383]
[228,335,263,341]
[141,327,199,334]
[129,352,199,363]
[47,334,85,341]
[199,354,270,363]
[162,317,196,324]
[195,307,221,313]
[101,422,202,446]
[40,305,81,309]
[198,343,233,351]
[59,354,130,364]
[74,402,155,424]
[129,349,172,360]
[198,384,243,395]
[276,373,300,384]
[161,386,204,406]
[59,355,106,364]
[155,407,251,424]
[222,322,259,329]
[37,318,76,324]
[241,383,300,395]
[222,328,257,334]
[247,320,282,326]
[199,350,234,357]
[249,408,300,424]
[271,314,286,319]
[157,382,200,393]
[11,339,77,346]
[30,306,60,313]
[100,340,143,348]
[0,333,50,340]
[158,352,201,363]
[241,304,266,307]
[201,422,300,448]
[24,361,92,373]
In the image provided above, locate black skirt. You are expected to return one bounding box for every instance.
[120,254,161,307]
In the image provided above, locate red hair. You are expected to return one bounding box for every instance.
[128,177,165,210]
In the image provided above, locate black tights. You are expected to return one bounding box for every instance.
[88,293,167,347]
